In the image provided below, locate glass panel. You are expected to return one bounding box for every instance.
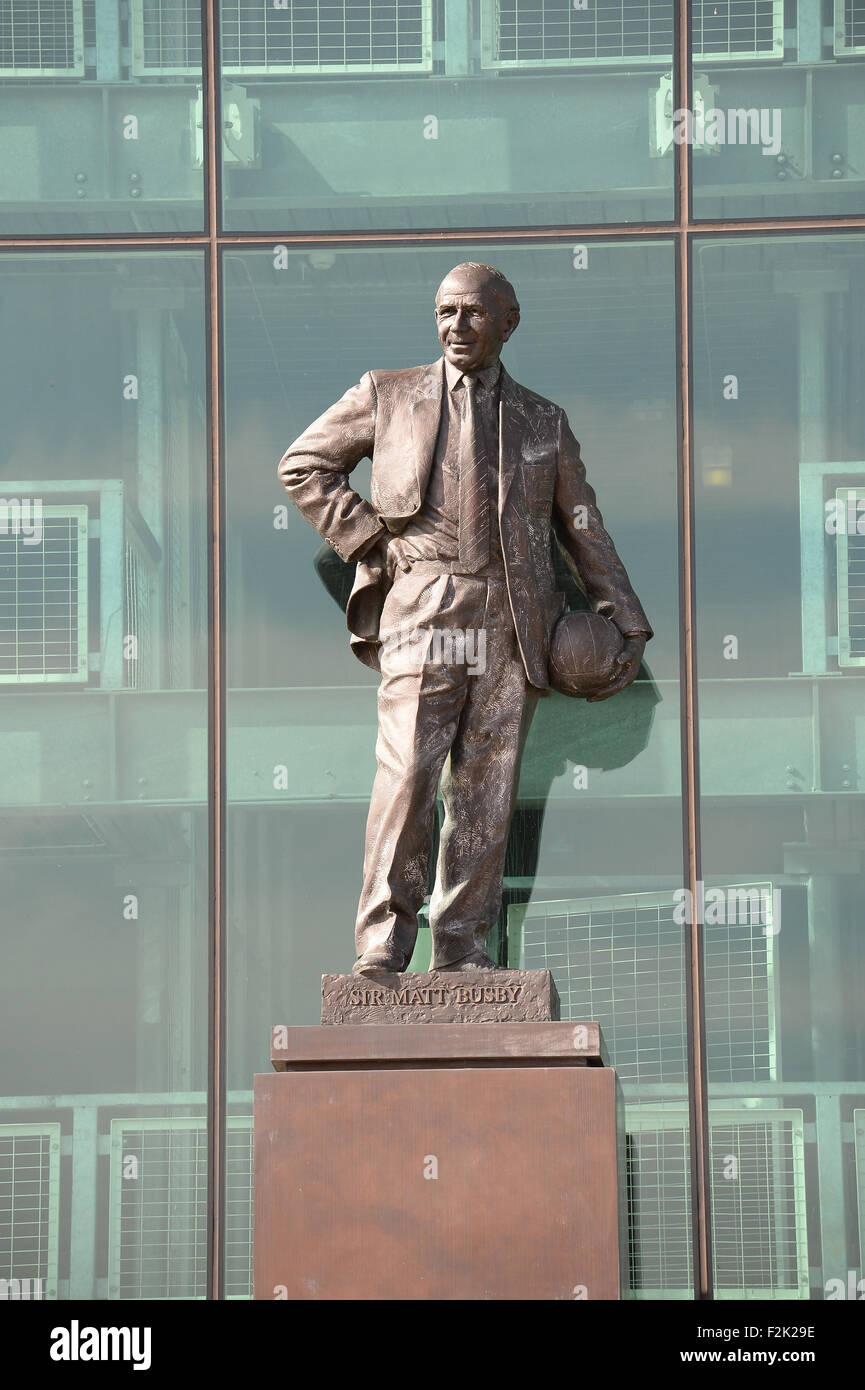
[694,233,865,1298]
[224,240,689,1294]
[691,0,865,219]
[0,251,210,1299]
[219,0,676,230]
[0,1,204,234]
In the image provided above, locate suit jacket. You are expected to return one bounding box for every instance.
[278,359,652,688]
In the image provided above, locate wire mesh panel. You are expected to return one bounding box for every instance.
[628,1108,808,1298]
[108,1117,252,1299]
[0,1123,60,1299]
[0,504,88,684]
[131,0,432,74]
[711,1114,808,1295]
[131,0,202,73]
[516,885,778,1083]
[481,0,783,67]
[225,1120,254,1295]
[0,0,85,75]
[627,1117,692,1294]
[835,0,865,54]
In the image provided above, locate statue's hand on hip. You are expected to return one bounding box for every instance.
[365,534,413,581]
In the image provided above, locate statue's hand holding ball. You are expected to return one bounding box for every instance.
[548,612,646,702]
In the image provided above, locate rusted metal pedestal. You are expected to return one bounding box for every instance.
[254,1021,625,1301]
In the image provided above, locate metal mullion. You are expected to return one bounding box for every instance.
[202,0,226,1305]
[216,214,865,245]
[676,226,713,1302]
[2,220,865,253]
[675,0,712,1304]
[0,237,209,249]
[683,216,865,234]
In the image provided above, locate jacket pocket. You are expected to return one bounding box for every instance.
[522,459,556,507]
[370,453,421,519]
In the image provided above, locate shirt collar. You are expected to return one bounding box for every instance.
[443,357,502,394]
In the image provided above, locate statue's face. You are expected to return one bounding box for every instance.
[434,271,519,374]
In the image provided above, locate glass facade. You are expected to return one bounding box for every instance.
[218,0,676,229]
[1,0,864,1302]
[690,2,865,220]
[0,251,210,1297]
[693,235,865,1297]
[0,2,204,234]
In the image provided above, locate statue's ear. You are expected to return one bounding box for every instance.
[502,309,520,343]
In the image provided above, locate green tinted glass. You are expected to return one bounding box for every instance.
[690,1,865,218]
[0,251,210,1299]
[219,0,677,229]
[0,1,204,233]
[694,233,865,1297]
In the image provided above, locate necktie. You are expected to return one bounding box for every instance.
[458,375,490,574]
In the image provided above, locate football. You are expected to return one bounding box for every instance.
[548,610,625,698]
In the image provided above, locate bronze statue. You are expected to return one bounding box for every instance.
[278,263,652,977]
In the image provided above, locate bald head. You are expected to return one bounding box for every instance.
[434,263,520,374]
[436,263,519,314]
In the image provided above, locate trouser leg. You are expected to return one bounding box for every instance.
[429,584,538,969]
[354,572,468,968]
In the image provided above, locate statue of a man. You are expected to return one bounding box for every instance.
[279,263,652,977]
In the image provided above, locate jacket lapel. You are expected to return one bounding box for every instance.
[407,360,522,515]
[410,360,445,505]
[498,367,522,510]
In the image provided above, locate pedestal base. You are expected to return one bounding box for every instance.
[254,1022,625,1301]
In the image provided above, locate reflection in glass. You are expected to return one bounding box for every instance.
[0,1,204,234]
[0,253,209,1299]
[694,234,865,1297]
[691,1,865,219]
[219,0,678,230]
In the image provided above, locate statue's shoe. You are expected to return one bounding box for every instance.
[433,949,498,972]
[351,950,407,977]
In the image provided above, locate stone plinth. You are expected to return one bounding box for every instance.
[255,1022,623,1300]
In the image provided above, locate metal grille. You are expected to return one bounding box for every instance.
[629,1108,808,1297]
[108,1117,253,1299]
[711,1115,807,1294]
[0,1124,60,1299]
[517,885,778,1083]
[482,0,783,67]
[628,1119,691,1292]
[836,488,865,666]
[0,504,88,684]
[0,0,84,75]
[835,0,865,54]
[132,0,432,74]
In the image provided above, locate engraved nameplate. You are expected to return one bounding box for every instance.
[321,969,559,1025]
